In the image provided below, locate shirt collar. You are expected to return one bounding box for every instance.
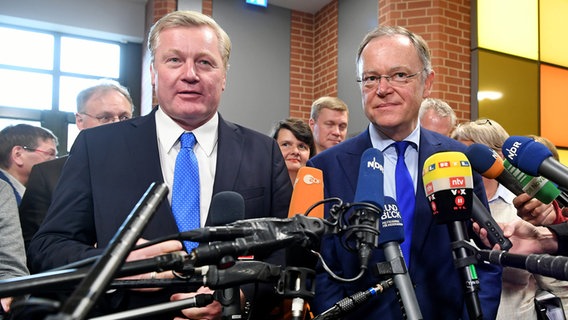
[369,123,421,153]
[490,183,516,204]
[156,107,218,156]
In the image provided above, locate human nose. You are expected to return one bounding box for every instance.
[182,62,199,81]
[376,77,393,96]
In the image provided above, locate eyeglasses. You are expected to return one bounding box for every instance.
[357,70,424,88]
[80,112,132,124]
[476,119,492,126]
[22,146,58,159]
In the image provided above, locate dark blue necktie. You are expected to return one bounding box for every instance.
[171,132,200,252]
[394,141,415,266]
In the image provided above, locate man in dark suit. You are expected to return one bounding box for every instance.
[27,11,292,320]
[307,26,501,319]
[19,79,134,250]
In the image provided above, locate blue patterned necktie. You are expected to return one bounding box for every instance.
[394,141,415,267]
[172,132,200,252]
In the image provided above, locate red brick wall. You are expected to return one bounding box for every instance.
[289,11,315,119]
[379,0,472,122]
[289,0,339,121]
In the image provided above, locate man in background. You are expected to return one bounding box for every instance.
[418,97,457,136]
[0,124,58,205]
[19,79,134,250]
[308,96,349,154]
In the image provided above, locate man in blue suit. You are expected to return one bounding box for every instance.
[28,11,292,320]
[308,26,501,319]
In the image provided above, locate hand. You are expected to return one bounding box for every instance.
[120,238,184,291]
[1,297,13,313]
[513,193,556,226]
[474,219,558,255]
[172,286,224,320]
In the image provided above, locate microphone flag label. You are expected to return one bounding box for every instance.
[423,152,474,224]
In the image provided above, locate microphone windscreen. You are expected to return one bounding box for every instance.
[465,143,504,179]
[378,196,405,245]
[503,136,553,176]
[423,152,474,224]
[288,166,324,218]
[210,191,245,226]
[354,148,385,209]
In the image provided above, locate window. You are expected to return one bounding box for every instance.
[0,24,129,152]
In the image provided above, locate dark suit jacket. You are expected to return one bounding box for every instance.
[28,109,292,319]
[19,156,67,251]
[307,128,501,320]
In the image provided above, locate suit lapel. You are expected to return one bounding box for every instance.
[212,116,242,194]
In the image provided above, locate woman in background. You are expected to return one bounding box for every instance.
[270,118,315,184]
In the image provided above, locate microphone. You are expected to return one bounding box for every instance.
[377,196,422,320]
[312,278,394,320]
[289,166,324,218]
[189,215,331,267]
[476,249,568,281]
[423,152,483,320]
[503,159,568,208]
[457,144,512,250]
[503,136,568,191]
[351,148,384,269]
[287,167,324,320]
[133,191,248,250]
[465,143,525,195]
[46,182,169,320]
[208,191,246,320]
[465,142,566,207]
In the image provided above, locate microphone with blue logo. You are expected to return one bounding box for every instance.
[377,196,423,320]
[351,148,385,270]
[503,136,568,192]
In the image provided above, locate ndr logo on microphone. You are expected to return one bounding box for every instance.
[367,157,384,173]
[504,141,522,161]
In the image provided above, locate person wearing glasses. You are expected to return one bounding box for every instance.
[18,79,134,251]
[0,124,58,205]
[27,11,291,320]
[307,26,502,319]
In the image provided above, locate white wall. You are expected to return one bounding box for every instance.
[0,0,146,43]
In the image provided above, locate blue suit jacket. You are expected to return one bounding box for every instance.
[307,128,501,320]
[28,109,292,318]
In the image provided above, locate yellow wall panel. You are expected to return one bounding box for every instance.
[478,50,538,136]
[540,0,568,67]
[540,64,568,148]
[477,0,538,60]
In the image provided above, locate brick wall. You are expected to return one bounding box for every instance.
[379,0,472,122]
[289,0,339,121]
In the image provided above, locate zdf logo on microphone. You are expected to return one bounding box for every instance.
[303,174,321,185]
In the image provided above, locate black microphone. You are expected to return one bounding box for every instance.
[476,249,568,281]
[208,191,246,320]
[45,182,169,320]
[312,279,393,320]
[454,144,512,250]
[423,152,483,320]
[503,136,568,192]
[377,197,422,320]
[471,193,512,250]
[189,215,331,267]
[350,148,384,269]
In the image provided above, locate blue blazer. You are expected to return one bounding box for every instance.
[28,109,292,318]
[307,128,501,320]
